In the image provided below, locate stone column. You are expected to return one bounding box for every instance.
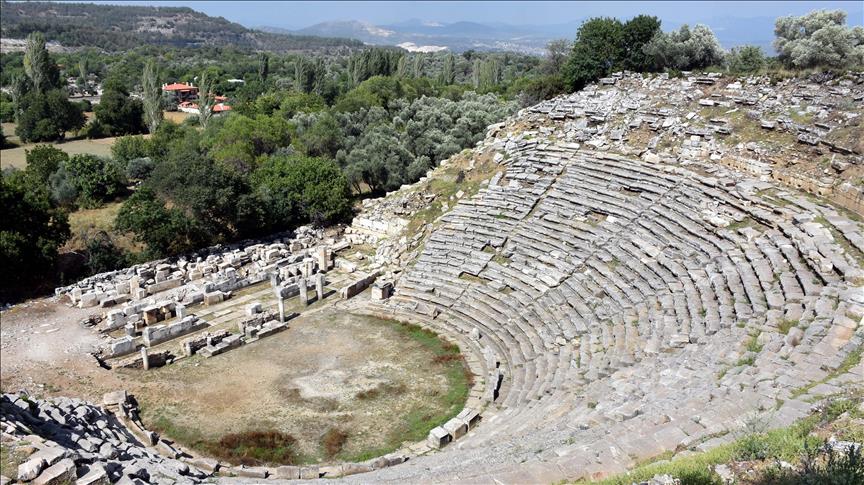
[274,285,287,323]
[317,247,329,271]
[175,304,187,319]
[298,277,309,306]
[315,273,325,301]
[305,259,315,278]
[140,347,150,370]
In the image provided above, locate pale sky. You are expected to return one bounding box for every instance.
[89,1,864,29]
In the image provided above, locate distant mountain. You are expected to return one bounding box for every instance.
[272,19,562,55]
[266,15,810,56]
[0,1,362,53]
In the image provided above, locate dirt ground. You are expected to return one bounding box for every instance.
[0,288,465,465]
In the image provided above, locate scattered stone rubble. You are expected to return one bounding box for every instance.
[1,391,210,484]
[523,70,863,214]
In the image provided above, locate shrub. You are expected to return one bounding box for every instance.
[727,45,766,73]
[48,165,78,207]
[321,428,348,458]
[25,145,68,184]
[82,230,129,275]
[61,154,126,208]
[81,119,110,139]
[216,430,298,466]
[112,135,152,164]
[125,157,155,180]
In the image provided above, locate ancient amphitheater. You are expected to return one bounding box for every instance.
[2,72,863,484]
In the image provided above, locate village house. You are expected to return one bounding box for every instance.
[161,82,199,102]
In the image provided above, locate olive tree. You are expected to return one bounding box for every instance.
[643,24,725,71]
[774,10,864,68]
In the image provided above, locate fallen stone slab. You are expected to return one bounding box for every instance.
[32,458,75,485]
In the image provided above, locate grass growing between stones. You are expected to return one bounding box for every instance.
[791,347,863,399]
[0,440,30,478]
[581,394,864,485]
[777,319,798,335]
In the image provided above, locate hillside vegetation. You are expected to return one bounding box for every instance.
[0,1,362,52]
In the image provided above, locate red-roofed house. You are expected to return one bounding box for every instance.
[162,82,198,102]
[177,101,233,115]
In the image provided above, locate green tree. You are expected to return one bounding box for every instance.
[542,39,572,75]
[439,53,456,84]
[252,154,352,227]
[774,10,864,68]
[563,17,624,90]
[643,24,725,71]
[258,52,270,84]
[25,145,68,185]
[620,15,662,71]
[197,69,217,129]
[1,170,70,299]
[94,79,146,136]
[142,59,163,134]
[115,187,196,257]
[295,112,342,158]
[147,147,257,242]
[15,90,86,142]
[23,32,56,93]
[203,114,291,172]
[62,154,127,208]
[277,91,326,118]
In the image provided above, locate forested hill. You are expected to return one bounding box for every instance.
[0,1,363,52]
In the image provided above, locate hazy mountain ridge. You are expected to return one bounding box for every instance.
[266,15,838,55]
[0,1,363,52]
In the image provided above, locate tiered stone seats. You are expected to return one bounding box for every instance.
[358,140,863,484]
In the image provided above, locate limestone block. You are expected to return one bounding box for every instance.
[443,418,468,439]
[299,466,319,480]
[108,336,136,357]
[427,426,451,449]
[75,463,109,485]
[18,458,45,482]
[204,291,224,305]
[32,458,75,485]
[274,466,299,479]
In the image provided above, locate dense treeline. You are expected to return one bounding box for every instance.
[0,0,363,52]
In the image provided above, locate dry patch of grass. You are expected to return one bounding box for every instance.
[63,201,144,253]
[321,428,349,458]
[130,308,470,465]
[1,136,116,169]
